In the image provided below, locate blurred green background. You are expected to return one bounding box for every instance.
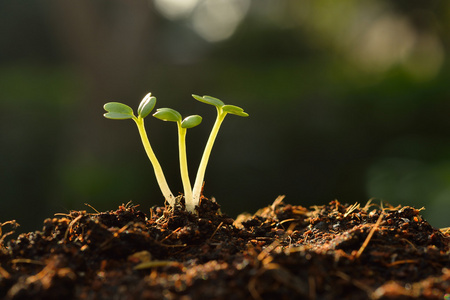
[1,0,450,233]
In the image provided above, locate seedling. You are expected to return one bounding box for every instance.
[153,108,202,212]
[191,95,248,209]
[103,92,248,213]
[103,93,176,206]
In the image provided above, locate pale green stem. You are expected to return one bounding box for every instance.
[178,125,194,211]
[192,109,227,209]
[133,117,175,206]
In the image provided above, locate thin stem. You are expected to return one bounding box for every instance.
[192,110,226,208]
[178,125,194,211]
[134,117,175,206]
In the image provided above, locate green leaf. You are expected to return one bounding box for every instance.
[181,115,202,128]
[192,94,224,108]
[222,105,249,117]
[137,93,156,118]
[104,112,134,119]
[104,102,134,120]
[153,108,182,123]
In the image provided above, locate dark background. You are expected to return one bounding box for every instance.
[1,0,450,233]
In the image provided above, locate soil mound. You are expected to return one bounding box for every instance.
[1,197,449,299]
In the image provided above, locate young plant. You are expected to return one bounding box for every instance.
[103,93,176,206]
[104,92,248,213]
[191,95,248,209]
[153,108,202,212]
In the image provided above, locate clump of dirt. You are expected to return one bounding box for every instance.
[1,196,449,299]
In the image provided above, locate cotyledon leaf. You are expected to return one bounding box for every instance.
[137,93,156,119]
[181,115,202,128]
[103,102,134,120]
[192,94,225,108]
[153,108,182,123]
[222,105,249,117]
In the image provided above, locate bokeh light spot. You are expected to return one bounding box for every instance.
[191,0,251,42]
[154,0,199,20]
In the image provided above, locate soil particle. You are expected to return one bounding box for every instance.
[1,196,449,299]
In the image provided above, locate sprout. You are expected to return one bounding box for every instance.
[153,108,202,212]
[191,95,248,210]
[103,92,248,213]
[103,93,176,206]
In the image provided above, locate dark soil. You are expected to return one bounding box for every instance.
[1,196,449,299]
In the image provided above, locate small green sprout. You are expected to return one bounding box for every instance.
[103,93,176,206]
[104,92,248,213]
[153,108,202,211]
[191,95,249,209]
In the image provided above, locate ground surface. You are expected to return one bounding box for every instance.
[0,196,449,299]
